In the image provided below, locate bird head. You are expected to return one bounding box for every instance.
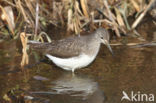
[95,28,113,55]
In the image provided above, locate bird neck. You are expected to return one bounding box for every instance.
[84,35,101,56]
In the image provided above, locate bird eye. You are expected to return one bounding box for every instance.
[101,37,103,39]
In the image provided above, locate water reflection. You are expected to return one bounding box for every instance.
[32,73,105,103]
[51,74,97,96]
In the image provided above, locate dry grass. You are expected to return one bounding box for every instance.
[0,0,155,38]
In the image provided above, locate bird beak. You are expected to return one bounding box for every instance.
[103,40,114,55]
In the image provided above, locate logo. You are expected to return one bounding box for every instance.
[121,91,154,102]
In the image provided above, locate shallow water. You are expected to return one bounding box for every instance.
[0,22,156,103]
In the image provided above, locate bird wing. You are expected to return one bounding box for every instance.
[28,36,87,58]
[45,37,86,58]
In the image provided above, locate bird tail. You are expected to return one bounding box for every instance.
[27,40,48,51]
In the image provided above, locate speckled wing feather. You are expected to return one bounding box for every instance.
[28,36,88,58]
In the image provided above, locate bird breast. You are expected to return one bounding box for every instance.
[46,53,98,71]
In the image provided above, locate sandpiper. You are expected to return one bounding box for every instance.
[28,28,113,72]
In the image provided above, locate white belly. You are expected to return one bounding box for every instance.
[46,54,97,72]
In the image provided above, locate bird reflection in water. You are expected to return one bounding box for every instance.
[50,73,105,103]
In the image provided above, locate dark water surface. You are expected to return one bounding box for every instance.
[0,23,156,103]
